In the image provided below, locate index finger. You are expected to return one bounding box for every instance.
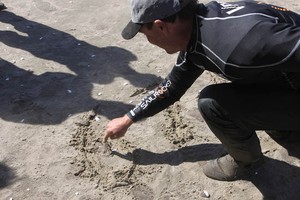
[103,130,110,143]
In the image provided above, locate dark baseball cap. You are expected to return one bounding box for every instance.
[121,0,192,40]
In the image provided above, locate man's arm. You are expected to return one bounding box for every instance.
[103,51,204,141]
[127,51,204,122]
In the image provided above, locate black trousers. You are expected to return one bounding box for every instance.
[198,83,300,163]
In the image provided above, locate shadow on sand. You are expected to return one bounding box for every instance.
[114,141,300,199]
[0,11,161,124]
[249,133,300,199]
[113,143,224,166]
[0,161,18,189]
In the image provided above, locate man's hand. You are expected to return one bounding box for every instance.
[103,115,133,142]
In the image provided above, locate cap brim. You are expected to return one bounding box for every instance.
[121,21,142,40]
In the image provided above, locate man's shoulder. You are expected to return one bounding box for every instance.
[199,1,291,18]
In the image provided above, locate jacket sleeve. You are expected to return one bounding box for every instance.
[127,51,204,122]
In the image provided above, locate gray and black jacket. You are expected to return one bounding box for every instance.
[128,1,300,122]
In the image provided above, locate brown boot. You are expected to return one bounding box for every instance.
[203,154,264,181]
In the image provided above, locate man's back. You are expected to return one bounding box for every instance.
[185,1,300,83]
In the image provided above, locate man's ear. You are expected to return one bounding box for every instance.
[153,20,168,34]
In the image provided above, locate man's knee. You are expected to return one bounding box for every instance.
[198,84,228,120]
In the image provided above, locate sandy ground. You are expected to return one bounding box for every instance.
[1,0,300,199]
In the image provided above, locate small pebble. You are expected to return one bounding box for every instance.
[200,190,210,198]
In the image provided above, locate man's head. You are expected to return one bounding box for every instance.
[122,0,195,40]
[122,0,197,54]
